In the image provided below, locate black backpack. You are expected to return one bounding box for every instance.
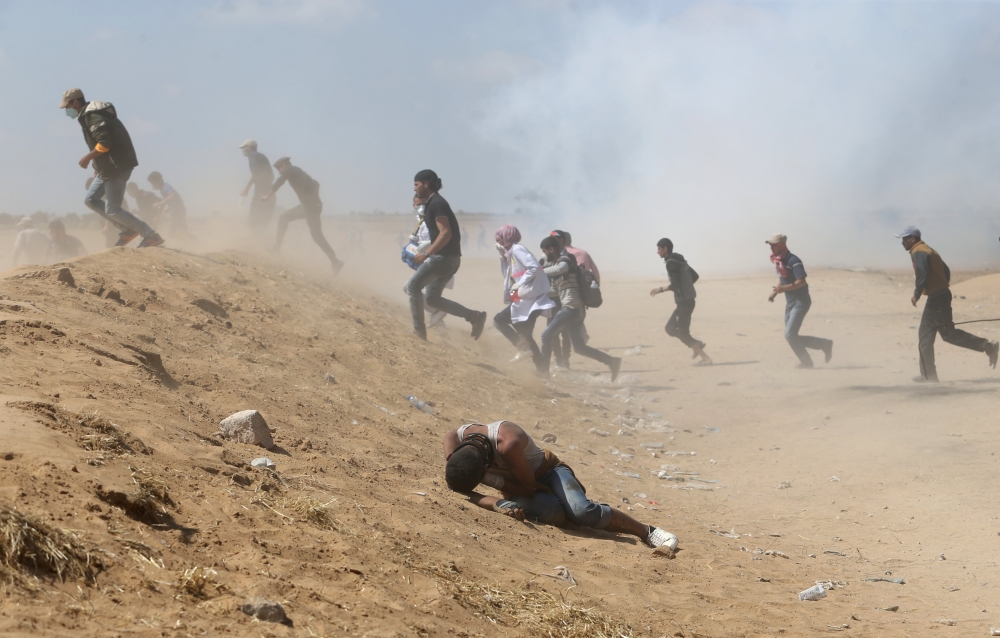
[574,260,603,309]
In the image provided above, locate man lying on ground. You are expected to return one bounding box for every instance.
[443,420,678,551]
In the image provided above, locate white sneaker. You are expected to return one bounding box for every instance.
[509,349,532,363]
[644,526,678,551]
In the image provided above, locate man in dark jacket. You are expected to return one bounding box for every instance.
[896,226,998,382]
[263,157,343,275]
[60,88,163,248]
[239,139,276,229]
[649,238,711,364]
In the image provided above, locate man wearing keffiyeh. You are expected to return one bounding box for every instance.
[766,234,833,368]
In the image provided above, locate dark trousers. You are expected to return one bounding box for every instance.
[665,298,698,347]
[919,290,989,380]
[249,189,276,228]
[540,307,613,373]
[494,306,544,370]
[275,202,338,265]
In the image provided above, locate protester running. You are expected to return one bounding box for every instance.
[239,139,276,229]
[443,420,678,551]
[404,169,487,340]
[896,226,999,382]
[411,194,449,331]
[539,236,621,380]
[766,233,832,368]
[148,171,190,236]
[264,156,344,275]
[650,238,711,364]
[493,225,555,372]
[126,182,162,228]
[60,88,164,248]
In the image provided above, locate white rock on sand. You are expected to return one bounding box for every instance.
[219,410,274,449]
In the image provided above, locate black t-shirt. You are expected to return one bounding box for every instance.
[423,192,461,257]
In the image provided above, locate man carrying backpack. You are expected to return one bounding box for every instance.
[538,236,620,380]
[650,238,711,365]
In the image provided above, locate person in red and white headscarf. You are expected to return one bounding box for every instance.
[493,225,555,373]
[766,233,833,368]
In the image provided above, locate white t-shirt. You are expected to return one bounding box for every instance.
[13,229,51,265]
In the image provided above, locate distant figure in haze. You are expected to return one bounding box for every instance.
[60,87,163,248]
[766,233,833,368]
[493,224,554,373]
[896,226,998,382]
[12,217,51,267]
[148,171,190,236]
[238,139,275,229]
[263,156,344,275]
[47,219,86,262]
[650,238,711,365]
[404,169,487,340]
[539,235,621,380]
[126,182,162,228]
[477,224,487,251]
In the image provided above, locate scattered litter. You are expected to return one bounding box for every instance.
[411,492,427,496]
[935,619,956,626]
[239,599,292,625]
[755,549,789,559]
[621,497,631,504]
[704,427,721,433]
[540,565,577,586]
[588,428,610,437]
[324,372,337,384]
[657,471,682,481]
[776,481,792,489]
[639,443,663,450]
[756,577,771,582]
[865,577,904,584]
[633,492,646,499]
[817,580,846,589]
[798,584,827,601]
[541,433,558,443]
[876,606,899,612]
[620,472,640,479]
[622,346,642,356]
[689,477,719,484]
[666,482,716,491]
[824,550,847,557]
[990,628,1000,636]
[830,476,840,482]
[250,457,275,471]
[405,395,435,415]
[661,451,696,456]
[713,528,741,539]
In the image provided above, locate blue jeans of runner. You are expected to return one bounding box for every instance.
[404,254,476,336]
[784,294,830,367]
[510,465,612,529]
[84,169,155,238]
[540,306,613,373]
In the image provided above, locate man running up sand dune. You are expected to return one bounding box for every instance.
[650,238,711,365]
[766,234,833,368]
[896,226,999,382]
[443,419,678,551]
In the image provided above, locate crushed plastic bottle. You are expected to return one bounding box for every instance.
[798,584,827,601]
[405,395,435,414]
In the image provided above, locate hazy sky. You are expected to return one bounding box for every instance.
[3,0,1000,270]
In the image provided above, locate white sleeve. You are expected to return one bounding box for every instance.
[512,245,541,286]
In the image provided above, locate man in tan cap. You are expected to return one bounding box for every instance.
[238,139,275,229]
[766,234,833,368]
[60,88,164,248]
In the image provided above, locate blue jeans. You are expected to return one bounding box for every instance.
[404,254,477,336]
[784,294,830,366]
[540,306,613,373]
[510,465,612,529]
[85,169,155,238]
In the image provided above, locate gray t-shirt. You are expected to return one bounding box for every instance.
[777,252,810,301]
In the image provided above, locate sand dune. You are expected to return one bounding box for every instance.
[0,237,998,636]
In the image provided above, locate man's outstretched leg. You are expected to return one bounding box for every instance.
[305,211,344,275]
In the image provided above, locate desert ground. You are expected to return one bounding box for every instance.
[0,217,998,637]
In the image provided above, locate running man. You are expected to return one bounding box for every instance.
[539,236,621,380]
[47,219,86,262]
[443,420,678,551]
[404,169,487,340]
[650,238,711,364]
[60,88,163,248]
[896,226,998,382]
[264,157,344,275]
[766,234,833,368]
[148,172,190,235]
[238,139,276,229]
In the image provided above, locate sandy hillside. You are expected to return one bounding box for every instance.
[1,233,999,637]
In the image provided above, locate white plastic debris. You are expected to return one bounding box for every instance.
[798,584,827,601]
[250,457,276,470]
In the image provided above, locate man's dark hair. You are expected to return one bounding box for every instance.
[48,219,65,233]
[657,238,673,252]
[540,235,561,251]
[445,446,486,493]
[414,169,442,192]
[563,232,573,245]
